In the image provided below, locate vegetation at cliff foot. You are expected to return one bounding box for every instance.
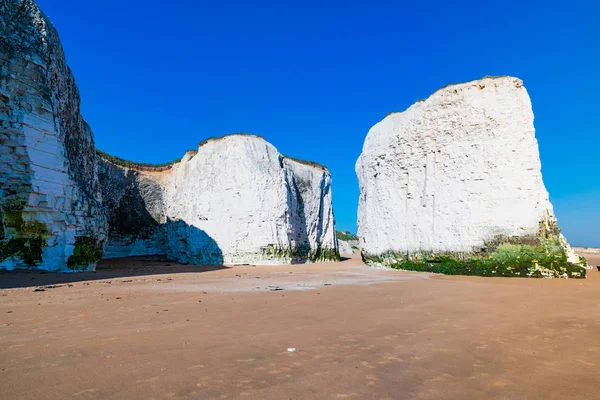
[262,244,340,262]
[0,210,49,267]
[67,236,104,270]
[367,237,587,279]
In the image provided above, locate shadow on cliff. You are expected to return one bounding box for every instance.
[0,255,230,289]
[0,219,228,289]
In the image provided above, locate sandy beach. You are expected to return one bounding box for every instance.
[1,252,600,400]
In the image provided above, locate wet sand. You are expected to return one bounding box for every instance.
[1,252,600,399]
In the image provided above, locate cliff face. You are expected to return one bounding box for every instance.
[97,159,167,258]
[0,0,106,271]
[337,239,354,256]
[0,1,338,270]
[356,77,581,268]
[99,135,339,265]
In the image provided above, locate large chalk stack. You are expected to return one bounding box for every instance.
[0,0,106,271]
[98,135,339,265]
[356,76,580,266]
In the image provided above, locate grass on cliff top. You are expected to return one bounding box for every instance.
[198,133,328,170]
[432,75,510,95]
[384,75,512,119]
[336,230,358,241]
[368,237,587,279]
[96,149,181,170]
[197,133,265,147]
[281,154,328,170]
[98,133,328,171]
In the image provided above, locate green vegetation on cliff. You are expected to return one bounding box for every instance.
[67,236,104,270]
[0,210,49,267]
[197,133,328,170]
[261,244,340,263]
[98,134,329,171]
[336,231,358,241]
[282,155,328,171]
[96,149,181,170]
[197,133,265,147]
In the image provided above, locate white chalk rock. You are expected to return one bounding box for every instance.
[0,0,106,271]
[356,76,578,263]
[337,239,354,256]
[99,135,339,265]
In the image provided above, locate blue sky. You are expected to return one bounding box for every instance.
[38,0,599,246]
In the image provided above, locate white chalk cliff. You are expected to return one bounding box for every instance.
[1,0,339,271]
[356,76,579,264]
[0,0,106,271]
[99,135,339,265]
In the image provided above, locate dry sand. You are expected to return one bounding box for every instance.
[1,252,600,400]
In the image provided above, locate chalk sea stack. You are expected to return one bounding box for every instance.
[356,76,587,277]
[98,134,339,265]
[0,0,107,271]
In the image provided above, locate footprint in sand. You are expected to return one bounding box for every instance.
[136,376,160,383]
[360,361,376,369]
[332,393,358,398]
[73,388,98,396]
[491,379,511,387]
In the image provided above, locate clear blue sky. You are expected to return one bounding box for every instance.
[38,0,599,246]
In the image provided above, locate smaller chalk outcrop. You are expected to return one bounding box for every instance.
[356,76,587,278]
[337,239,354,256]
[98,134,339,265]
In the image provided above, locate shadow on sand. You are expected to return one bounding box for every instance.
[0,256,229,289]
